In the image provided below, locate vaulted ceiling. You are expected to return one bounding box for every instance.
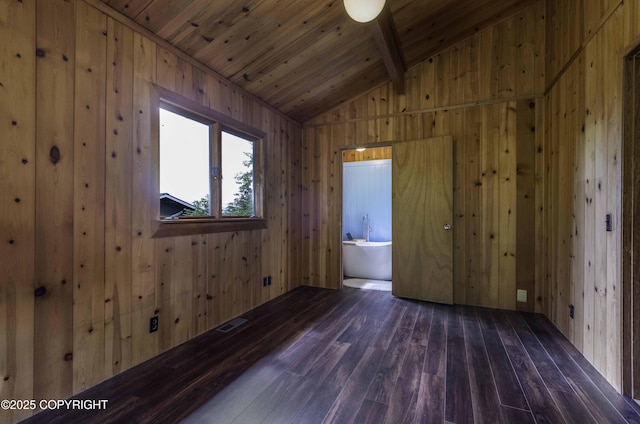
[101,0,538,123]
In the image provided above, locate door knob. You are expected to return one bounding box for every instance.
[444,224,452,231]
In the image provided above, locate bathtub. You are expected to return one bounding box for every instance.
[342,240,392,281]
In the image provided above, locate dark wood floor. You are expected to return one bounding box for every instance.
[22,286,640,424]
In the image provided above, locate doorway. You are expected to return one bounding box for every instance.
[341,145,393,291]
[339,137,455,304]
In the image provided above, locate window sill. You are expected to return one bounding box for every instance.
[152,217,267,238]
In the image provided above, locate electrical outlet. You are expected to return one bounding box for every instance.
[263,277,267,287]
[268,275,272,286]
[149,316,159,333]
[516,289,527,303]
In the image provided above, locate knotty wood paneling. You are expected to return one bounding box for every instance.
[310,1,545,126]
[97,0,538,122]
[545,0,623,86]
[545,0,582,85]
[0,1,36,423]
[544,0,629,392]
[104,17,134,379]
[516,99,538,313]
[304,103,540,311]
[131,30,158,366]
[342,146,392,163]
[33,0,75,405]
[0,1,302,421]
[302,3,544,315]
[73,1,108,392]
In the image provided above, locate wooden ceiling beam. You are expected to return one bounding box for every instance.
[368,3,407,94]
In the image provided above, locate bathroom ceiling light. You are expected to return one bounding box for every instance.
[356,147,366,152]
[343,0,386,23]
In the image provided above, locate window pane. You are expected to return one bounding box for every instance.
[159,108,210,218]
[221,131,254,217]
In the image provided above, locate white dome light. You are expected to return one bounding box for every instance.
[343,0,386,23]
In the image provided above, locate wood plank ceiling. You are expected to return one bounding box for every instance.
[101,0,538,123]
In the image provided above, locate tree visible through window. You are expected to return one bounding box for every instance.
[159,104,261,221]
[224,151,254,216]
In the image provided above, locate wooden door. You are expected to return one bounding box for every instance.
[392,136,454,304]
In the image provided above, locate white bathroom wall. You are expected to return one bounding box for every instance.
[342,159,392,242]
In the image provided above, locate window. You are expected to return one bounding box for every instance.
[152,86,266,237]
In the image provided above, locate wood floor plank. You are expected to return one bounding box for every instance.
[398,299,421,330]
[336,291,394,344]
[365,326,411,404]
[410,303,434,346]
[22,287,640,424]
[415,373,446,424]
[181,358,286,424]
[230,371,302,424]
[424,303,447,377]
[463,307,504,424]
[383,343,426,424]
[370,302,407,350]
[550,388,598,424]
[500,406,536,424]
[492,309,566,423]
[323,346,385,424]
[522,313,640,424]
[476,307,529,410]
[507,311,574,393]
[307,288,371,339]
[445,305,475,423]
[278,340,351,424]
[354,399,388,424]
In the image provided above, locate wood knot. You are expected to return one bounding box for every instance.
[49,146,61,164]
[64,353,73,361]
[36,48,45,57]
[34,286,47,297]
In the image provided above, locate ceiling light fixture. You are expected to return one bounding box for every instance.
[343,0,386,23]
[356,147,366,152]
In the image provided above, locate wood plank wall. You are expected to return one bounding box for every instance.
[302,1,545,313]
[541,0,640,392]
[342,146,392,163]
[0,2,36,424]
[0,1,302,422]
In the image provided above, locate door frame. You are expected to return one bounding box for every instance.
[339,143,393,288]
[622,48,640,399]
